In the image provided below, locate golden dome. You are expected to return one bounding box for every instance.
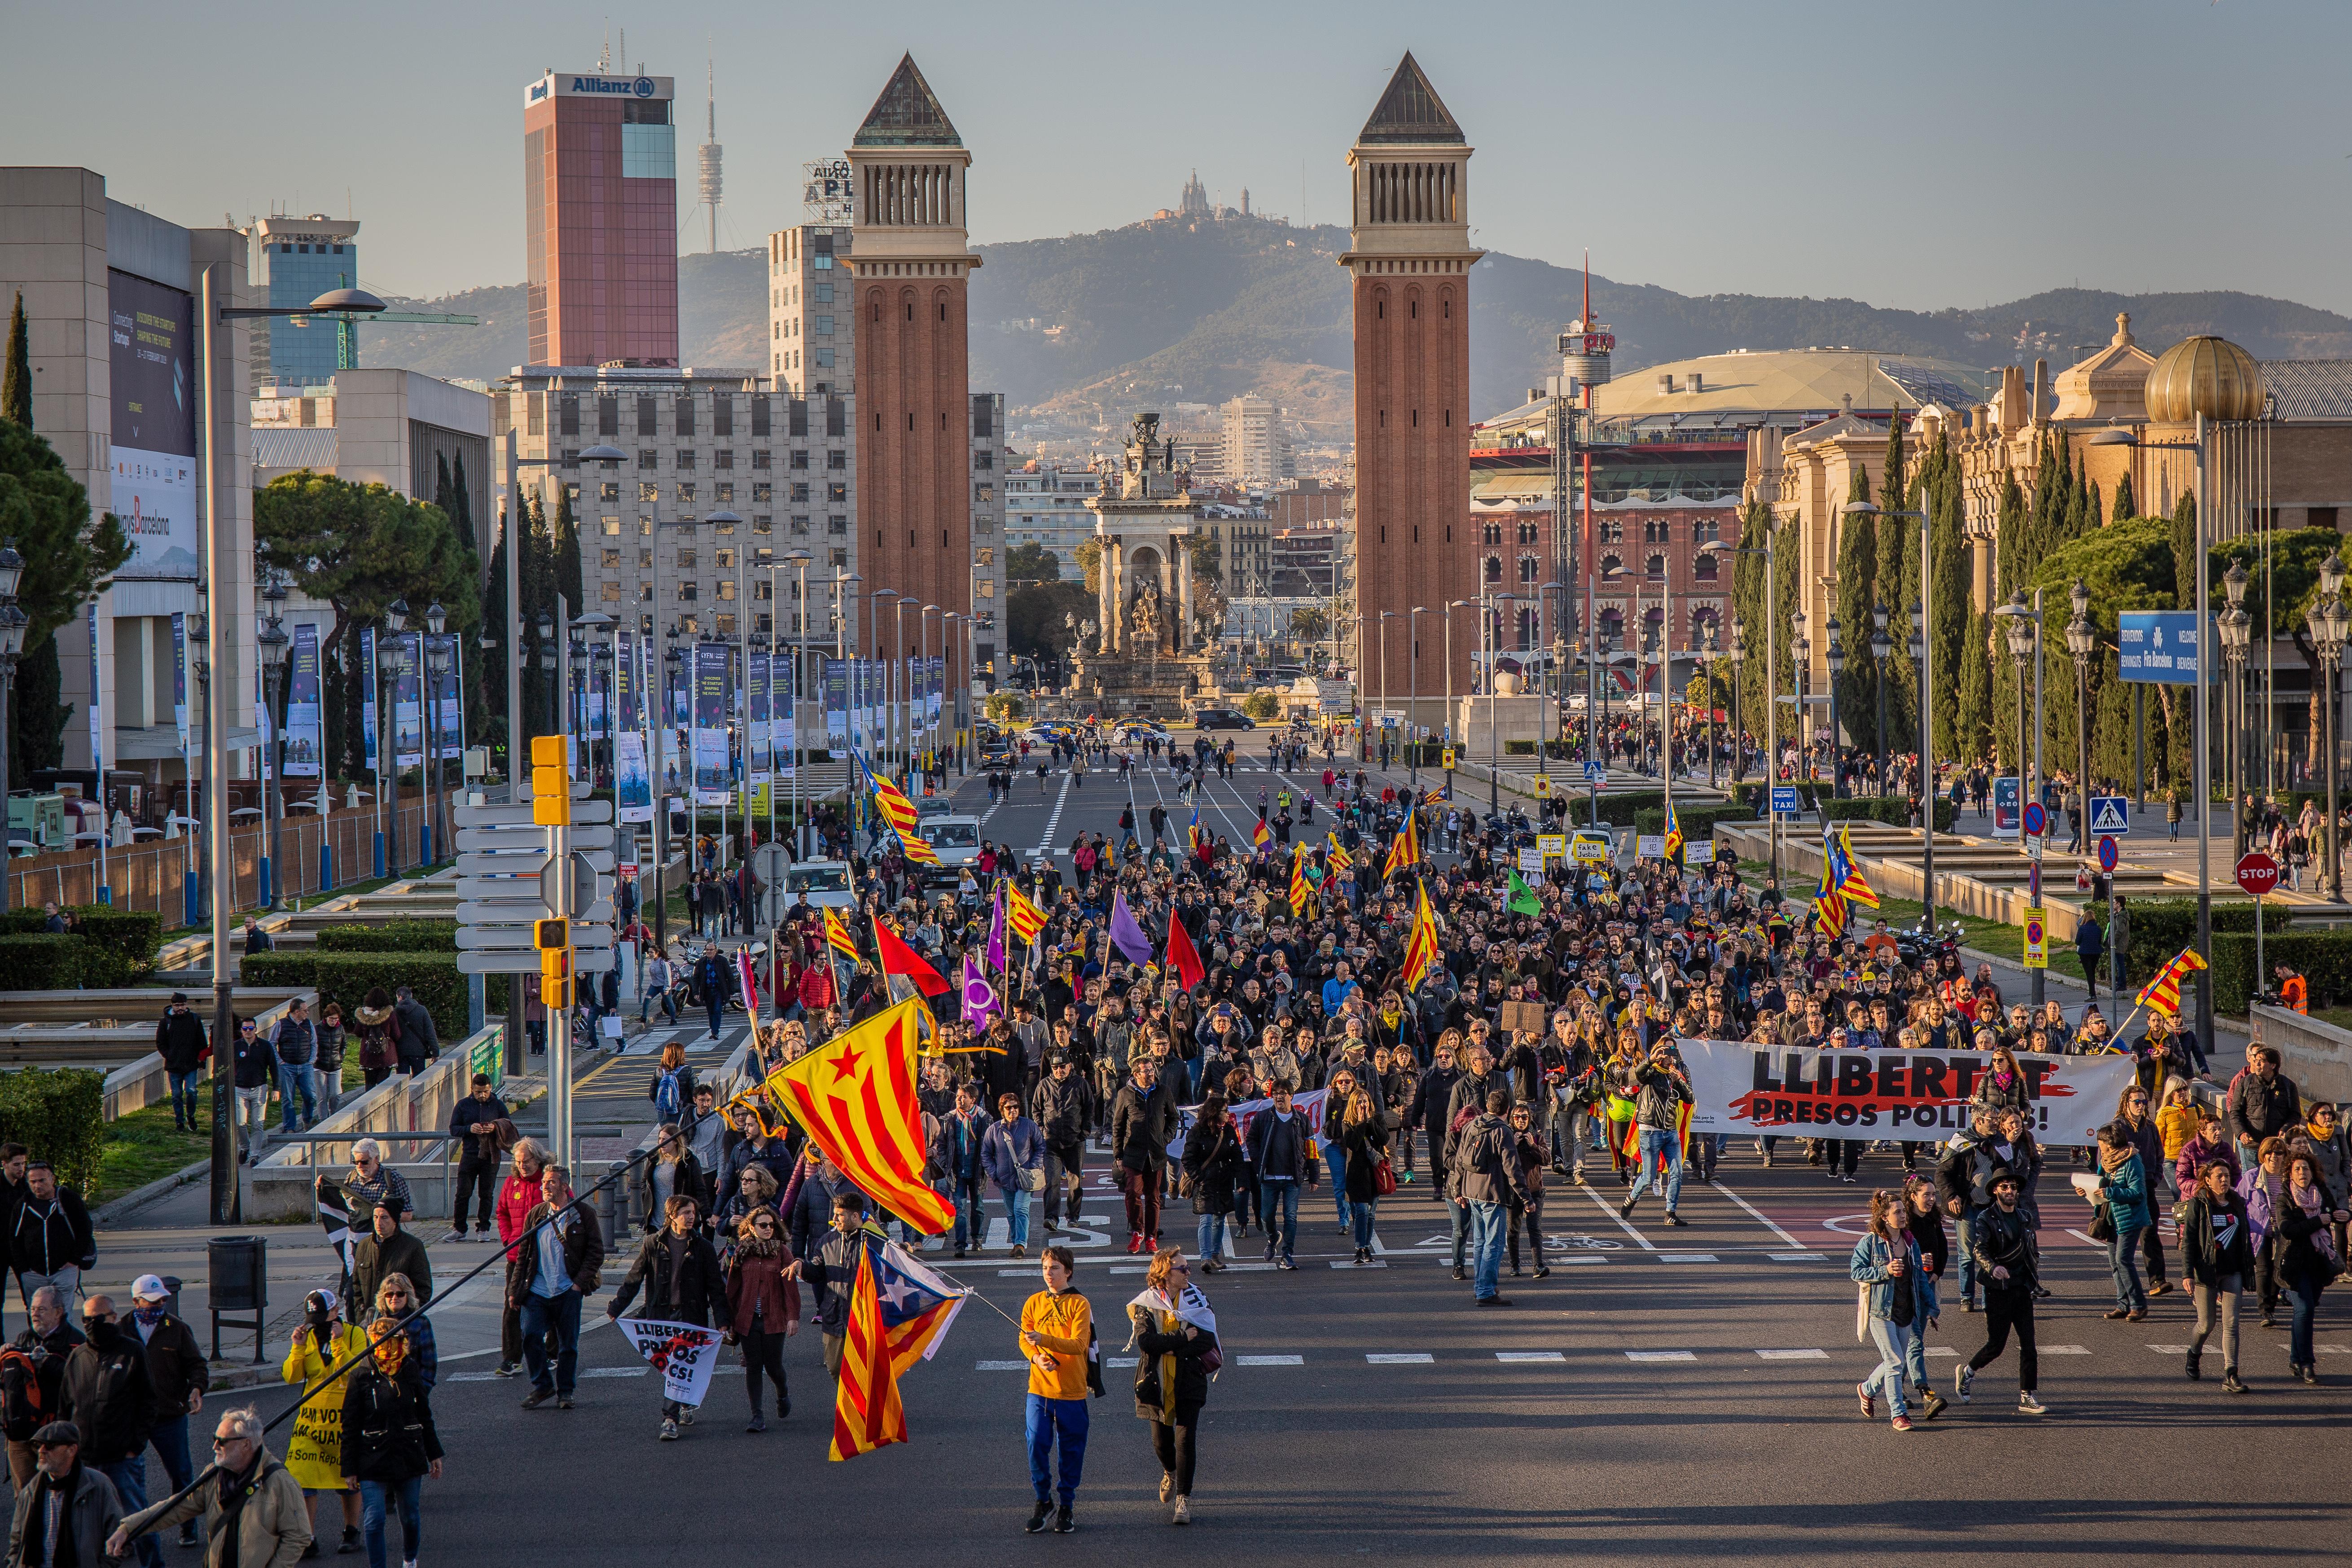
[2144,335,2265,424]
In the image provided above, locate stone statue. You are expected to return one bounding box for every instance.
[1130,580,1163,648]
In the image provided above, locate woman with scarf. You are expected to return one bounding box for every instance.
[1180,1093,1243,1273]
[1125,1247,1218,1526]
[2239,1136,2291,1327]
[1331,1083,1389,1265]
[279,1290,368,1556]
[336,1318,441,1568]
[2086,1120,2154,1321]
[722,1206,800,1431]
[2179,1156,2254,1392]
[2275,1151,2348,1383]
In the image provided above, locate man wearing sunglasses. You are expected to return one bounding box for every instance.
[110,1406,312,1566]
[12,1420,124,1568]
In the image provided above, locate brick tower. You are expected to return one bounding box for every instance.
[1343,53,1480,715]
[848,53,977,667]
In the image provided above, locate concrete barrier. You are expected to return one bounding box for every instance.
[2250,1005,2352,1105]
[246,1025,504,1221]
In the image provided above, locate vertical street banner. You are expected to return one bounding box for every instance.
[284,624,324,776]
[426,633,464,760]
[825,658,848,750]
[360,628,379,774]
[253,659,269,786]
[106,270,201,580]
[170,612,189,749]
[87,604,105,779]
[748,647,772,817]
[615,629,637,733]
[928,655,943,729]
[693,641,729,804]
[392,633,423,769]
[774,653,795,781]
[615,731,653,823]
[1676,1040,2140,1147]
[660,663,684,790]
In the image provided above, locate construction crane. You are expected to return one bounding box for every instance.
[291,272,478,371]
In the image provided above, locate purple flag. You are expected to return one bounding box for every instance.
[1107,890,1155,967]
[961,954,1001,1033]
[986,883,1007,972]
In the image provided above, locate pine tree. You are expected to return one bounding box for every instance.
[2112,469,2137,523]
[2,292,28,427]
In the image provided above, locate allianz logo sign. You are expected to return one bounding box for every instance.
[571,75,656,97]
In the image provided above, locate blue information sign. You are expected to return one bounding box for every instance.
[2089,795,2130,836]
[2118,612,2200,684]
[1771,786,1799,815]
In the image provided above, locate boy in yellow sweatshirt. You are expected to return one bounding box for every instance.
[1019,1245,1093,1534]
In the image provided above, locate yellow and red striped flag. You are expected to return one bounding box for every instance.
[828,1243,908,1461]
[823,908,863,962]
[1326,832,1352,872]
[1004,882,1047,944]
[764,997,955,1235]
[1400,880,1442,992]
[2134,946,2209,1018]
[1382,811,1422,879]
[1288,845,1313,917]
[895,824,940,866]
[867,766,922,839]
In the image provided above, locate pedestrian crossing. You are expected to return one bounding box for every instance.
[961,1341,2352,1372]
[618,1020,757,1056]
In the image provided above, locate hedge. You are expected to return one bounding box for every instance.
[1632,804,1754,840]
[241,952,483,1043]
[0,907,164,985]
[2117,899,2284,986]
[1723,785,1957,833]
[315,920,459,953]
[0,1070,105,1194]
[0,935,86,991]
[2211,930,2352,1017]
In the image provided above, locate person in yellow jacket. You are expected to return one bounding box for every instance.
[1018,1245,1093,1537]
[281,1290,367,1556]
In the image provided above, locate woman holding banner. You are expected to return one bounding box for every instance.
[1126,1247,1217,1526]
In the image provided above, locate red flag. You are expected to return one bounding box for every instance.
[873,920,950,997]
[1165,907,1205,991]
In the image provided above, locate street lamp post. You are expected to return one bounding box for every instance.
[2064,578,2096,857]
[1378,611,1392,768]
[1701,622,1720,790]
[1728,619,1746,787]
[1408,606,1426,784]
[256,580,289,907]
[1825,617,1845,799]
[1908,600,1933,931]
[536,611,558,738]
[383,599,411,874]
[1791,614,1810,785]
[0,540,23,909]
[2219,559,2254,858]
[1997,590,2044,1007]
[1870,602,1891,798]
[1488,594,1517,811]
[788,549,812,851]
[2308,554,2349,903]
[424,602,451,866]
[1702,531,1777,887]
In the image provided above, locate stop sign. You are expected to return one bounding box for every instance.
[2235,851,2282,898]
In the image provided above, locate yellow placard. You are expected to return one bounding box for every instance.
[1440,747,1457,771]
[2022,904,2048,970]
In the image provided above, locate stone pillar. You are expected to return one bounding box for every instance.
[1175,533,1193,653]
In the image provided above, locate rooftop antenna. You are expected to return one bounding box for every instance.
[598,22,610,73]
[698,53,723,255]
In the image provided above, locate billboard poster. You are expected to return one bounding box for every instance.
[1992,776,2020,840]
[424,632,464,761]
[87,604,105,777]
[774,653,795,780]
[615,730,653,823]
[616,630,637,732]
[392,632,423,769]
[825,659,847,748]
[693,641,729,804]
[170,612,189,749]
[748,649,772,785]
[106,270,200,580]
[361,627,379,773]
[283,624,324,776]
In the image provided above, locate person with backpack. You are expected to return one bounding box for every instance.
[11,1162,95,1312]
[1018,1244,1095,1536]
[1,1286,83,1489]
[692,944,732,1042]
[647,1042,698,1125]
[352,989,399,1090]
[59,1296,158,1562]
[153,995,209,1134]
[389,988,438,1077]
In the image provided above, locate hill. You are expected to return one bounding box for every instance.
[356,217,2352,434]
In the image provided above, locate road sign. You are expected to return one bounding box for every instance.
[2096,835,2119,874]
[454,851,550,878]
[1771,786,1799,815]
[1533,775,1550,797]
[2236,851,2282,898]
[1440,748,1457,771]
[454,927,538,952]
[2022,905,2048,969]
[457,950,543,975]
[454,798,614,828]
[2021,800,2047,837]
[456,898,553,925]
[2089,795,2130,836]
[1583,761,1606,783]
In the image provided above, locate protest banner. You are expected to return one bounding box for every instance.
[1676,1040,2138,1146]
[1166,1086,1327,1161]
[615,1316,724,1408]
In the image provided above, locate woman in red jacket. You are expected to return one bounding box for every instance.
[491,1139,546,1378]
[723,1207,801,1432]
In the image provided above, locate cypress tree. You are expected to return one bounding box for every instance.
[2113,469,2137,523]
[1955,607,1991,765]
[449,453,477,556]
[433,452,454,524]
[553,484,584,618]
[2,292,28,427]
[1834,467,1877,754]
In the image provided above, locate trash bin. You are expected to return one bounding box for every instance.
[207,1235,268,1363]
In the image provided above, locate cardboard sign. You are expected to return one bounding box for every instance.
[1686,841,1716,865]
[1498,1001,1548,1037]
[1636,835,1666,860]
[1518,847,1546,873]
[1536,833,1567,862]
[1570,831,1611,863]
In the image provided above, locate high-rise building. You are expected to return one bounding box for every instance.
[250,214,360,390]
[522,68,680,369]
[1220,394,1293,486]
[767,225,853,396]
[847,54,976,671]
[1343,52,1479,706]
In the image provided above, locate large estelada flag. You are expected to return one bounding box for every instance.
[829,1245,907,1461]
[1400,880,1441,991]
[763,998,955,1234]
[1382,811,1421,879]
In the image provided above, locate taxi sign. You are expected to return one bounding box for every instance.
[2022,904,2048,969]
[1771,786,1799,815]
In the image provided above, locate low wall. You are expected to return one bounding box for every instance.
[2251,1005,2352,1105]
[97,990,315,1120]
[246,1025,505,1221]
[1717,822,2094,942]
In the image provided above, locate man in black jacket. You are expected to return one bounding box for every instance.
[508,1165,605,1411]
[1410,1040,1463,1205]
[123,1276,206,1552]
[1957,1174,2045,1415]
[391,986,439,1076]
[782,1191,876,1379]
[1109,1057,1179,1254]
[1244,1082,1320,1269]
[352,1198,433,1313]
[61,1296,158,1560]
[10,1164,95,1313]
[153,996,208,1133]
[605,1192,721,1440]
[441,1075,512,1243]
[2,1287,83,1489]
[1030,1056,1091,1233]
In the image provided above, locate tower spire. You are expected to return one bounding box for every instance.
[698,53,723,255]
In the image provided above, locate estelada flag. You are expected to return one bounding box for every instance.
[829,1244,908,1461]
[874,919,950,997]
[1400,881,1442,992]
[894,823,941,867]
[765,998,955,1236]
[874,1239,970,1377]
[1382,812,1421,879]
[823,909,862,961]
[2135,945,2209,1017]
[1662,799,1685,863]
[1004,882,1047,944]
[1164,906,1206,990]
[864,756,922,838]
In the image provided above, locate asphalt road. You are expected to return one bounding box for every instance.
[206,738,2350,1566]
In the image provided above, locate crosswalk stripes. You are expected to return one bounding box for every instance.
[961,1339,2351,1373]
[620,1021,754,1056]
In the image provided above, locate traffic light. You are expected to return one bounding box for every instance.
[534,918,568,950]
[531,734,570,826]
[540,977,574,1009]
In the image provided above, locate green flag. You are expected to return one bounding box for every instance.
[1505,870,1541,916]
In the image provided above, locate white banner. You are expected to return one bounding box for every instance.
[614,1316,723,1407]
[1168,1086,1328,1162]
[1677,1040,2140,1147]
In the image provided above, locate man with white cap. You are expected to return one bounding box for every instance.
[126,1276,207,1551]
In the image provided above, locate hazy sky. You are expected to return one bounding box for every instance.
[12,0,2351,315]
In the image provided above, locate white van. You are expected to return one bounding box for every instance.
[919,815,983,885]
[782,859,857,912]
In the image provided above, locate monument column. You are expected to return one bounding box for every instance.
[1175,534,1194,653]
